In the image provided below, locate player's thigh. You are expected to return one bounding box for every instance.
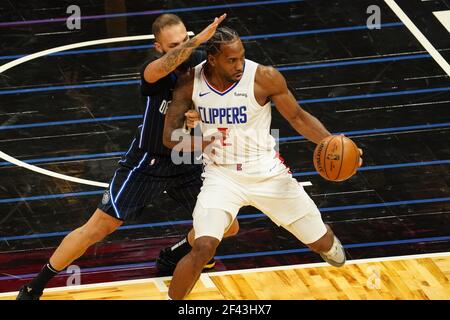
[192,168,247,240]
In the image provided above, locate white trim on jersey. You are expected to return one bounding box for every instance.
[139,97,150,148]
[109,171,121,218]
[200,62,245,96]
[109,152,148,219]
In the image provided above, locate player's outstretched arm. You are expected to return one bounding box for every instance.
[257,66,331,144]
[144,14,227,83]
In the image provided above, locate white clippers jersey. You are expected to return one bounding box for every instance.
[192,59,276,165]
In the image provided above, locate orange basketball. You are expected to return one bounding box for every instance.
[313,135,360,182]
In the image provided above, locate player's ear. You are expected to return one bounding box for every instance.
[207,54,216,67]
[154,41,163,54]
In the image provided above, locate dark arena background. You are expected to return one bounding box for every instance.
[0,0,449,300]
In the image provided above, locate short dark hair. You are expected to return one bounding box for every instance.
[205,27,240,56]
[152,14,183,40]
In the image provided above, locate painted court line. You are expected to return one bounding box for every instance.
[385,0,450,77]
[0,32,193,189]
[278,122,450,142]
[293,160,450,176]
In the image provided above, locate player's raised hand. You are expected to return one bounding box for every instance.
[193,13,227,45]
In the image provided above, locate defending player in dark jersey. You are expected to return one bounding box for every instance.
[16,13,239,300]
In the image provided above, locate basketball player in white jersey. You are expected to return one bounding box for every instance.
[163,27,362,300]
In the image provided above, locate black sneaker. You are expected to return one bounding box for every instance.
[156,247,216,275]
[16,285,43,300]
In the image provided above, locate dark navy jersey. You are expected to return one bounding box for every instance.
[133,50,207,157]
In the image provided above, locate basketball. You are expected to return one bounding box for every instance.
[313,135,360,182]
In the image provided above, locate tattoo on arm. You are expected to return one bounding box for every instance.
[160,38,198,74]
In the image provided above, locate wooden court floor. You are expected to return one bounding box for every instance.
[1,252,449,300]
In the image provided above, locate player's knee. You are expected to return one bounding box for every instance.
[224,219,239,237]
[76,225,107,245]
[83,210,122,241]
[191,237,219,265]
[78,218,119,245]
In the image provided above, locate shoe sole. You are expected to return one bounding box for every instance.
[320,253,346,267]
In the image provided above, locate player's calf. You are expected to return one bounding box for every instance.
[16,209,122,300]
[167,236,220,299]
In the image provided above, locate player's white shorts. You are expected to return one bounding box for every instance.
[193,155,327,244]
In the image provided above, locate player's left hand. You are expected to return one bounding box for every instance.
[185,110,201,129]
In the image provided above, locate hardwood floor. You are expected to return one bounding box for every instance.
[2,253,449,300]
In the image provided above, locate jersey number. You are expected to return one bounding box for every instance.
[218,128,231,146]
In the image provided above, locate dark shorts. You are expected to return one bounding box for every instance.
[98,144,203,221]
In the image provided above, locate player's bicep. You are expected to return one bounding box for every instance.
[266,68,303,122]
[272,89,303,120]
